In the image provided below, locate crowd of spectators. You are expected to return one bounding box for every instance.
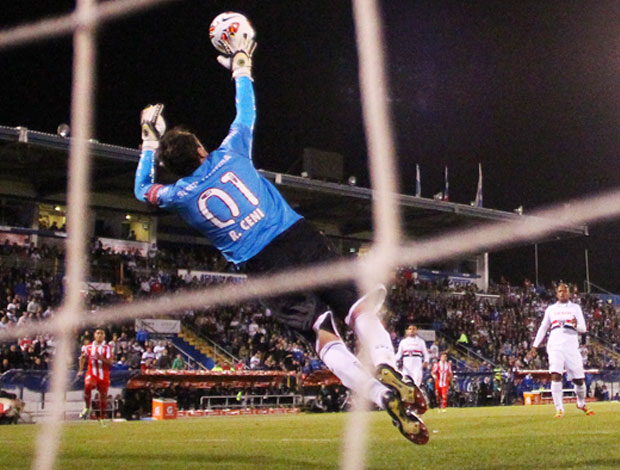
[0,261,58,373]
[384,270,620,371]
[1,239,620,411]
[185,301,322,375]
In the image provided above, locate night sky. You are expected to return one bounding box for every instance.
[1,1,620,291]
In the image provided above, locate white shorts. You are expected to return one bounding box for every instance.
[402,362,424,387]
[547,347,585,380]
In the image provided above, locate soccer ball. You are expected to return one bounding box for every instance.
[209,12,255,55]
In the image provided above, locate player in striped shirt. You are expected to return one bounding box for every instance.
[528,283,593,418]
[77,329,112,422]
[396,325,430,388]
[394,325,429,414]
[431,353,453,412]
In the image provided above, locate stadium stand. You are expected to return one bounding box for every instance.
[2,245,620,419]
[0,129,617,420]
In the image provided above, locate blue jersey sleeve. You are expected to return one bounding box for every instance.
[218,76,256,160]
[134,148,176,208]
[134,148,156,201]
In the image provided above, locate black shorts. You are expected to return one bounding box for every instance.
[243,219,359,337]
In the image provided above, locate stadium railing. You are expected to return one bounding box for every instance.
[168,336,212,370]
[436,330,498,370]
[180,323,241,368]
[199,393,303,410]
[168,341,208,371]
[589,334,620,358]
[0,254,60,274]
[0,369,133,422]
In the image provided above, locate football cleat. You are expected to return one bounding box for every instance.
[79,407,91,420]
[382,390,429,445]
[554,409,565,419]
[577,405,594,416]
[99,419,109,428]
[376,364,427,415]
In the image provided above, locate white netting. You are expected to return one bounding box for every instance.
[0,1,618,470]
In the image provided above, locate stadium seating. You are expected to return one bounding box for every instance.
[2,243,620,419]
[168,336,214,370]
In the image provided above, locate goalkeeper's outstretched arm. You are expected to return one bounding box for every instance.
[134,147,157,203]
[218,50,256,160]
[135,104,166,204]
[217,76,256,158]
[233,76,256,132]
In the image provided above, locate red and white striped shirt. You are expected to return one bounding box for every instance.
[432,360,453,388]
[84,341,112,382]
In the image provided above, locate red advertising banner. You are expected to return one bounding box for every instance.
[127,370,299,390]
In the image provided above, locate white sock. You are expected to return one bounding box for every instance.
[319,340,390,408]
[551,381,564,411]
[574,383,586,408]
[349,311,396,368]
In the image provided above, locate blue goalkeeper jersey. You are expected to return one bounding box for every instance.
[134,76,302,265]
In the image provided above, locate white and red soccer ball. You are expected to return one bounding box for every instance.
[209,12,255,55]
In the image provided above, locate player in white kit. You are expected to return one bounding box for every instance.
[389,324,428,414]
[528,283,594,418]
[396,325,430,388]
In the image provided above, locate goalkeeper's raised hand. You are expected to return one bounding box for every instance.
[140,103,166,151]
[217,36,256,79]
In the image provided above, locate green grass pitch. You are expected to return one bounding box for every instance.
[1,402,619,470]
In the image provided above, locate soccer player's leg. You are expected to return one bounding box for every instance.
[81,376,96,419]
[257,288,388,409]
[566,350,593,415]
[548,349,566,417]
[399,364,427,412]
[97,380,110,422]
[436,386,448,412]
[314,315,388,408]
[410,366,428,412]
[251,220,429,444]
[376,363,428,415]
[382,388,429,445]
[344,285,396,368]
[434,386,442,411]
[411,367,424,390]
[314,312,428,445]
[573,377,593,415]
[337,285,427,415]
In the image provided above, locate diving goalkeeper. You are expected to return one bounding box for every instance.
[133,21,428,445]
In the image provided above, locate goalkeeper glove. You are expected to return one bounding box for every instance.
[140,103,166,151]
[217,38,256,80]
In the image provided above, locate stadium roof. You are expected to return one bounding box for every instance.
[0,125,588,245]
